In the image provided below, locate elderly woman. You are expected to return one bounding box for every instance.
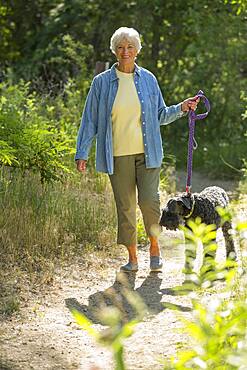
[75,27,199,272]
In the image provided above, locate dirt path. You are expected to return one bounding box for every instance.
[0,173,244,370]
[0,231,230,370]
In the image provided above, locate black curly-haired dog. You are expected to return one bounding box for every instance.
[160,186,236,261]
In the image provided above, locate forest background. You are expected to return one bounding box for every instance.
[0,1,247,369]
[1,0,246,180]
[0,0,246,305]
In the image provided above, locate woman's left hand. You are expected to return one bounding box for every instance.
[181,96,200,112]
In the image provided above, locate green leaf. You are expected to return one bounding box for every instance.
[70,309,98,338]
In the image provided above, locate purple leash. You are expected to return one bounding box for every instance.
[186,90,211,194]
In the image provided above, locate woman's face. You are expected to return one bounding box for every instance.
[115,38,138,67]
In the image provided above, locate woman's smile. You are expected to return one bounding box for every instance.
[115,39,138,72]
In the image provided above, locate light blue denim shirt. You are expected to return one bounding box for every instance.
[75,63,185,174]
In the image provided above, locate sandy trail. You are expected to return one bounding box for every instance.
[0,230,226,370]
[1,172,244,370]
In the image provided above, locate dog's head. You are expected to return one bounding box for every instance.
[159,194,194,230]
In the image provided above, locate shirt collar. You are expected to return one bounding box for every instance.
[110,62,141,82]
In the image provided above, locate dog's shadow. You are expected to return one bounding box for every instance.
[65,272,191,326]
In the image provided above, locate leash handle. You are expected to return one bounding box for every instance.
[186,90,210,194]
[194,90,211,120]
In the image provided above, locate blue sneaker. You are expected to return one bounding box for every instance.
[150,256,163,272]
[120,262,138,272]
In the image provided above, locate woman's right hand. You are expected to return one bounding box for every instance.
[76,159,87,172]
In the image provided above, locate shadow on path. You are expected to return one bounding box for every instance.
[65,272,191,326]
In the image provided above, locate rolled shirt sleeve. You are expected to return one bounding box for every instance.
[156,84,186,125]
[75,78,99,161]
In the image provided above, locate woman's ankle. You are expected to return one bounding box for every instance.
[149,236,160,257]
[127,244,138,263]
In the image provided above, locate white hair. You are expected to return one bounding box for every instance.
[110,27,142,54]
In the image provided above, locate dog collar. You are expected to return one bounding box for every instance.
[184,195,195,219]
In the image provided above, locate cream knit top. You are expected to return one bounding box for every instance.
[111,69,144,156]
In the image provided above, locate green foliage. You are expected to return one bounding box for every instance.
[238,92,247,192]
[0,80,75,182]
[0,4,18,65]
[27,33,93,93]
[160,154,177,193]
[238,159,247,193]
[0,0,246,177]
[1,1,94,89]
[170,217,236,295]
[0,295,20,316]
[137,217,148,245]
[158,1,246,177]
[165,262,247,370]
[166,296,247,369]
[0,139,17,165]
[224,0,247,14]
[164,216,247,369]
[177,87,247,179]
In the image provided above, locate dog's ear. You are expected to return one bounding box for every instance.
[180,196,192,210]
[167,199,177,213]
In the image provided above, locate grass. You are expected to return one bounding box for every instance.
[0,166,118,315]
[0,167,116,285]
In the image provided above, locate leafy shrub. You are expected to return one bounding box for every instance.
[137,217,148,245]
[165,294,247,369]
[164,217,247,369]
[0,80,75,182]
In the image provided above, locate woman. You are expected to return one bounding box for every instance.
[75,27,199,272]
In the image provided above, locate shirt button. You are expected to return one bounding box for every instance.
[144,143,147,146]
[142,111,145,114]
[143,122,145,125]
[146,154,148,157]
[138,91,140,94]
[143,133,146,136]
[141,100,144,103]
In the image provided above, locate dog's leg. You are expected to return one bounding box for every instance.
[222,221,236,260]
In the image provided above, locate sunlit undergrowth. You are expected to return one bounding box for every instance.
[0,167,116,272]
[163,214,247,369]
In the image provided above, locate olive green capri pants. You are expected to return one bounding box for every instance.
[109,154,161,247]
